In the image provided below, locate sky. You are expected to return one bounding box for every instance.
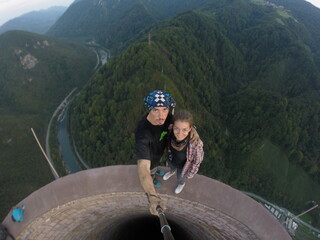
[307,0,320,8]
[0,0,74,26]
[0,0,320,26]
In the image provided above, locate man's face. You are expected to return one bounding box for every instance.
[147,107,169,125]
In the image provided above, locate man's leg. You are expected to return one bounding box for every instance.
[156,169,165,177]
[151,167,162,187]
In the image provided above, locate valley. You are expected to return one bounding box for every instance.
[1,0,320,236]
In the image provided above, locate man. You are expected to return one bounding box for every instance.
[135,90,175,215]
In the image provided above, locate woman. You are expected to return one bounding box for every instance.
[163,110,204,194]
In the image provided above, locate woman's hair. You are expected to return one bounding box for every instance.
[173,109,194,127]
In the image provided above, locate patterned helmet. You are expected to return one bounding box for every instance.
[144,90,176,110]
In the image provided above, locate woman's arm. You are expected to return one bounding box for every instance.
[184,141,204,178]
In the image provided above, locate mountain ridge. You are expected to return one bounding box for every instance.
[47,0,211,54]
[0,7,67,35]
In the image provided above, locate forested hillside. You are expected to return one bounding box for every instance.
[47,0,210,54]
[70,0,320,226]
[0,30,96,221]
[268,0,320,65]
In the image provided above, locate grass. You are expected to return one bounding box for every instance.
[244,140,320,225]
[248,141,289,188]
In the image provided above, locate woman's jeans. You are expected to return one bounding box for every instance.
[168,160,186,185]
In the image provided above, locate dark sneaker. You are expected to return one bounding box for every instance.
[153,179,162,188]
[156,169,165,177]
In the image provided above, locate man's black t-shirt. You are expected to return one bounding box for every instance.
[135,114,172,169]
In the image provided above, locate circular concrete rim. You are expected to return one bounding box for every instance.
[15,192,258,240]
[2,165,291,239]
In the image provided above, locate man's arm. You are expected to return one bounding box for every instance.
[137,159,166,215]
[137,159,156,194]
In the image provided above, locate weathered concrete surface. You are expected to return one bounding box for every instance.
[2,165,291,239]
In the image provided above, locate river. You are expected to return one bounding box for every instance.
[57,104,82,173]
[54,45,108,173]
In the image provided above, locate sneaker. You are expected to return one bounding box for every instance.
[163,171,176,181]
[153,179,162,188]
[175,183,185,194]
[156,169,165,177]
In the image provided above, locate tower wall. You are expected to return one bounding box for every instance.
[2,165,291,239]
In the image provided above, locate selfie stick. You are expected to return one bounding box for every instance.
[157,206,175,240]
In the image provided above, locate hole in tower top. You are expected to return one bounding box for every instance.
[99,215,194,240]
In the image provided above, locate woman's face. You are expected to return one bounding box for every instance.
[173,120,191,141]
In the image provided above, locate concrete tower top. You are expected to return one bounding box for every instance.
[2,165,291,239]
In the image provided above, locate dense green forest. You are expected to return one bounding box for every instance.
[70,2,320,226]
[48,0,214,54]
[0,30,96,221]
